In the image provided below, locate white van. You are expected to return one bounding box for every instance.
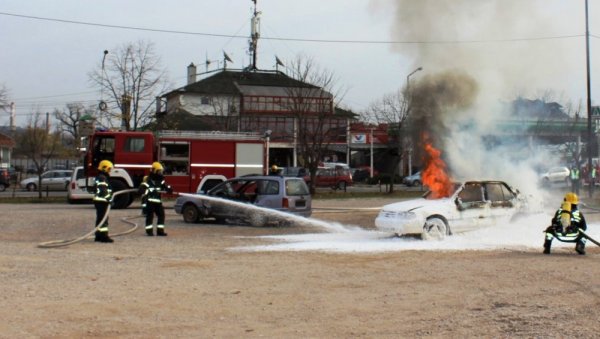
[67,166,94,203]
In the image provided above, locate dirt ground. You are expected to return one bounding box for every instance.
[2,198,600,338]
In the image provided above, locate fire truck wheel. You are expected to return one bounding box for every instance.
[182,204,200,223]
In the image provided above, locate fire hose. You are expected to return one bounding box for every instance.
[38,189,141,248]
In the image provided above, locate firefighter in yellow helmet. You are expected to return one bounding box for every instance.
[543,192,587,255]
[93,160,114,243]
[269,164,280,176]
[138,162,172,236]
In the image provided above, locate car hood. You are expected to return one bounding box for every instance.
[381,197,453,212]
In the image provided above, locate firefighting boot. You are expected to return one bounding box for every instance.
[543,239,552,254]
[157,226,167,236]
[145,226,154,236]
[98,232,114,243]
[575,241,586,255]
[94,231,102,242]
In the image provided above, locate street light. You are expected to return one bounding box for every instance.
[264,129,272,175]
[404,66,422,177]
[406,66,423,92]
[369,125,375,178]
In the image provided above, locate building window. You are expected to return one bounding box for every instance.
[201,97,211,105]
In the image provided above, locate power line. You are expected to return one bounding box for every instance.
[0,11,588,45]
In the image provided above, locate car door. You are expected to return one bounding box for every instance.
[254,179,280,209]
[485,182,518,224]
[40,172,53,190]
[452,182,491,232]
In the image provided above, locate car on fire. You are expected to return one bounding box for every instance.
[174,175,312,226]
[374,180,532,240]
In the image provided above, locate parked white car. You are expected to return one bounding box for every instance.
[67,166,94,203]
[375,180,531,240]
[540,166,570,184]
[20,170,73,191]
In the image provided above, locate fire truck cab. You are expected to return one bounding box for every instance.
[85,130,265,209]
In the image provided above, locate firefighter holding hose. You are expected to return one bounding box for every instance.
[93,160,114,243]
[139,162,173,236]
[543,192,587,255]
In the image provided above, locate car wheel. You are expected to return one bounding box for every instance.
[26,183,37,191]
[248,212,267,227]
[182,204,200,223]
[338,181,347,190]
[0,183,6,192]
[421,216,448,241]
[414,180,422,186]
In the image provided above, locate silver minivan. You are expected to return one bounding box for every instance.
[174,175,312,226]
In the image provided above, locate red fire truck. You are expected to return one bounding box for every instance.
[84,130,266,208]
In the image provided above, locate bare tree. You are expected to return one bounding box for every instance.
[53,102,95,150]
[365,88,411,192]
[89,40,170,130]
[0,84,9,112]
[16,113,62,198]
[285,55,347,193]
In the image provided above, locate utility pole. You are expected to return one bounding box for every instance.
[585,0,594,198]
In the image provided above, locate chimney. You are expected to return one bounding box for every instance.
[187,63,197,85]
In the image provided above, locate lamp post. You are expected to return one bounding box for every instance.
[402,66,422,176]
[369,125,375,178]
[264,129,272,175]
[585,0,594,198]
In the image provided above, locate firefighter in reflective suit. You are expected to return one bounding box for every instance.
[139,162,172,236]
[93,160,114,243]
[543,192,587,255]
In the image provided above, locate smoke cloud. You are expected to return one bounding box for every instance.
[371,0,584,198]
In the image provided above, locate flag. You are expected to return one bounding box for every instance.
[223,52,233,63]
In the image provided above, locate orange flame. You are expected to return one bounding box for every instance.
[422,140,453,199]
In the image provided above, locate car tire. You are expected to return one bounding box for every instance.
[248,212,267,227]
[421,216,448,241]
[414,180,421,186]
[26,183,37,192]
[338,181,347,190]
[182,204,200,223]
[0,183,6,192]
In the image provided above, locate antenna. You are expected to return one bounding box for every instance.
[223,51,233,69]
[248,0,261,70]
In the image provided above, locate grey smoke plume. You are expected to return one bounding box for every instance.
[373,0,581,196]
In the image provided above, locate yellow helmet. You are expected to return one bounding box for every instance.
[151,162,164,174]
[564,192,579,205]
[98,160,113,172]
[271,165,278,172]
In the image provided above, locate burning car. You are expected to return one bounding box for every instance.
[374,180,530,240]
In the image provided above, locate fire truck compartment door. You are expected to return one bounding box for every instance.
[236,143,264,177]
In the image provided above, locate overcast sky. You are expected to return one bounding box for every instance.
[0,0,598,126]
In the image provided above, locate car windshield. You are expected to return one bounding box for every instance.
[422,183,461,200]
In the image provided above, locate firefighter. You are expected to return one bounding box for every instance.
[93,160,114,243]
[139,162,172,236]
[543,192,587,255]
[139,175,149,216]
[269,164,280,176]
[570,165,580,195]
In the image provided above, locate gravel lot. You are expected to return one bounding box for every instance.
[2,198,600,338]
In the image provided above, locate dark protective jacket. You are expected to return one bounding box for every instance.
[93,172,112,203]
[139,173,172,204]
[550,205,587,235]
